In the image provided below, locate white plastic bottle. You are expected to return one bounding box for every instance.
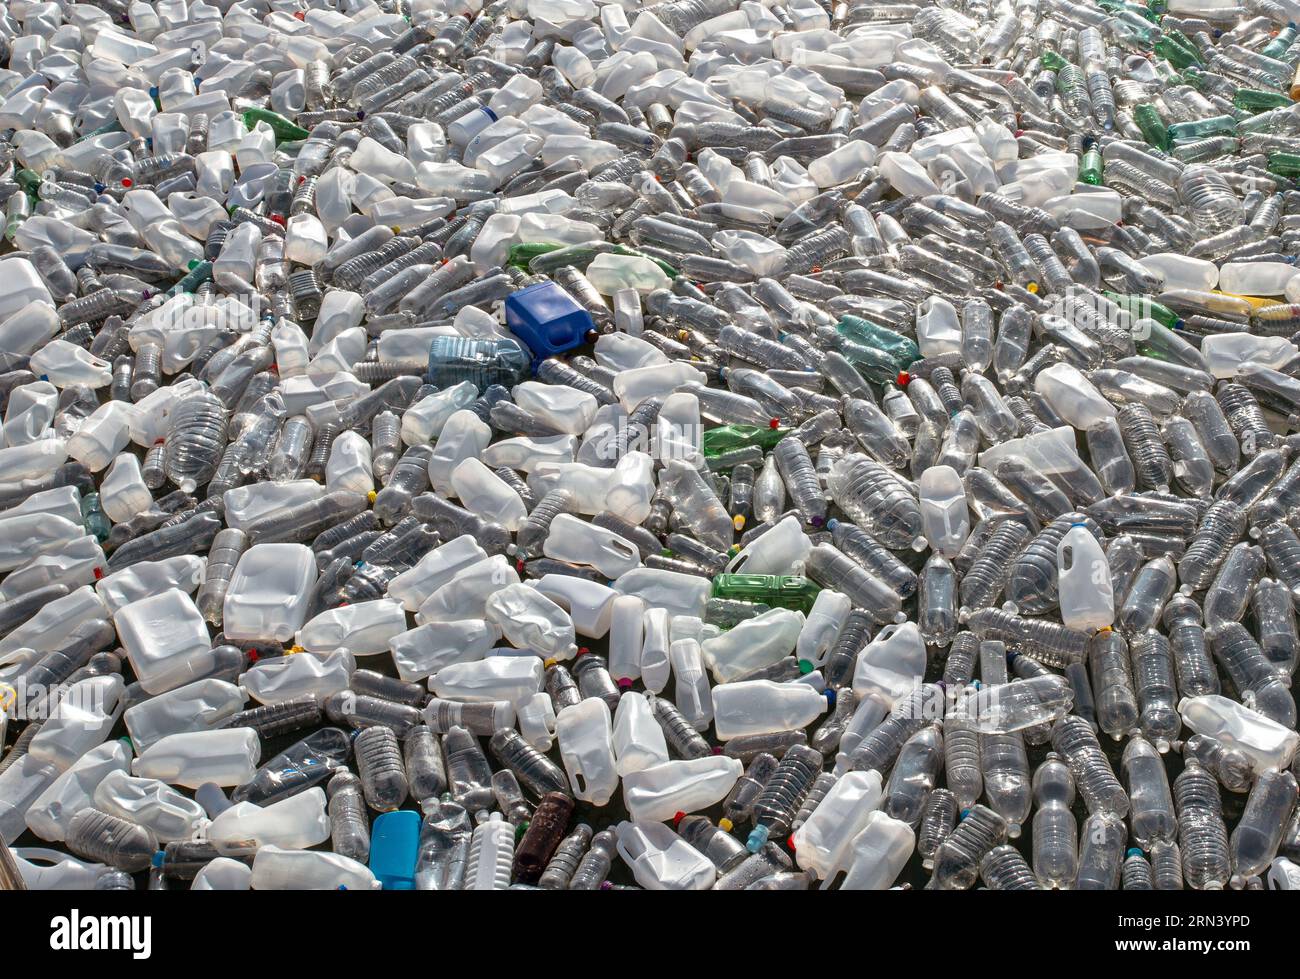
[450,458,526,532]
[701,607,804,682]
[918,465,970,558]
[621,756,742,823]
[131,728,262,789]
[834,811,916,890]
[1057,524,1113,632]
[613,821,716,890]
[792,770,885,882]
[542,513,642,578]
[670,637,714,731]
[205,787,331,852]
[605,595,645,687]
[555,698,619,806]
[711,680,831,741]
[796,590,852,668]
[612,691,669,776]
[428,655,544,705]
[852,622,928,705]
[222,543,318,643]
[465,812,515,890]
[251,846,378,890]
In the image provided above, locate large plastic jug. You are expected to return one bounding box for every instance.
[614,567,711,619]
[852,622,927,705]
[389,620,499,684]
[1178,695,1299,774]
[222,543,318,643]
[25,741,133,843]
[532,575,617,638]
[450,459,527,532]
[96,555,206,615]
[544,513,642,582]
[701,607,804,682]
[9,848,108,890]
[918,465,970,558]
[132,728,262,789]
[0,756,61,844]
[484,583,577,660]
[614,821,717,890]
[711,680,830,740]
[792,770,886,881]
[834,811,915,890]
[387,535,489,612]
[1200,334,1299,379]
[417,554,519,623]
[1057,524,1114,631]
[251,845,379,890]
[607,595,646,687]
[613,691,669,775]
[555,698,619,806]
[621,756,743,823]
[725,514,812,575]
[123,678,248,750]
[27,675,124,770]
[239,649,356,705]
[1034,363,1117,429]
[296,600,408,656]
[93,770,206,843]
[114,589,215,694]
[205,787,330,853]
[192,857,253,891]
[429,655,544,705]
[0,257,54,321]
[796,590,852,669]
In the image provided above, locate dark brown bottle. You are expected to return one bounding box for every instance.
[512,792,575,884]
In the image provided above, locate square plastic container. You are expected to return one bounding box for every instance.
[222,543,318,643]
[369,810,421,890]
[0,257,54,322]
[503,281,594,365]
[115,589,215,694]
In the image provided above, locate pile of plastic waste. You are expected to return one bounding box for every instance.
[4,0,1300,891]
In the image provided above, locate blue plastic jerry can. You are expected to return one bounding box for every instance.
[369,810,421,890]
[504,281,595,365]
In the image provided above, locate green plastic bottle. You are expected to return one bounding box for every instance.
[702,424,789,456]
[1262,25,1298,59]
[1268,151,1300,179]
[1167,114,1237,143]
[836,315,920,368]
[14,169,42,195]
[1103,291,1181,329]
[1233,88,1293,113]
[81,493,112,543]
[1134,104,1169,150]
[1156,29,1203,67]
[1039,50,1069,71]
[166,260,214,297]
[4,192,31,242]
[509,241,563,268]
[710,574,822,613]
[1079,146,1104,185]
[242,108,309,143]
